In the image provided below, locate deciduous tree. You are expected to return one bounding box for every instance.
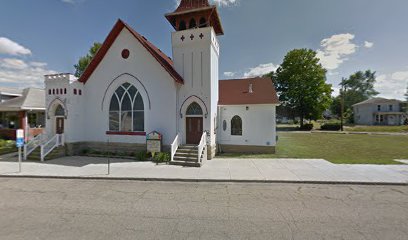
[74,42,102,78]
[272,49,332,127]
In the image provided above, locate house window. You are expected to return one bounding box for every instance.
[231,115,242,136]
[48,89,51,95]
[74,89,77,95]
[109,82,144,132]
[64,88,67,94]
[222,120,227,131]
[79,90,82,95]
[389,105,393,111]
[377,105,381,111]
[52,89,55,95]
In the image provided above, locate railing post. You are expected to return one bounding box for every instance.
[23,145,27,161]
[40,146,44,162]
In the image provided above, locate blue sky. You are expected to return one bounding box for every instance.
[0,0,407,100]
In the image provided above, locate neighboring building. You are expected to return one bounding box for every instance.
[43,0,279,159]
[353,98,407,125]
[0,87,23,102]
[0,88,46,140]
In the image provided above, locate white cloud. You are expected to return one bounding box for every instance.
[375,72,408,100]
[224,71,236,77]
[0,37,32,56]
[364,41,374,48]
[213,0,237,6]
[316,33,357,70]
[0,58,28,70]
[243,63,278,78]
[0,58,56,88]
[391,71,408,81]
[61,0,75,4]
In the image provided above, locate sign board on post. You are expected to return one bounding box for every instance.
[16,129,24,148]
[16,129,24,173]
[146,131,162,154]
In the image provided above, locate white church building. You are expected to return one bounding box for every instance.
[42,0,279,164]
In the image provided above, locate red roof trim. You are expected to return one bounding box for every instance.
[79,19,184,85]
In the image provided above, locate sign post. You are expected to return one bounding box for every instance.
[16,129,24,173]
[146,131,162,163]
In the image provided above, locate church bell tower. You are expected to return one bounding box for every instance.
[166,0,224,158]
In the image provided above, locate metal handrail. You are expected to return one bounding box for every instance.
[170,134,180,162]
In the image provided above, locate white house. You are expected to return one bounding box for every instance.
[353,98,407,125]
[42,0,279,164]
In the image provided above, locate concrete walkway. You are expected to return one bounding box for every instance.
[1,154,408,184]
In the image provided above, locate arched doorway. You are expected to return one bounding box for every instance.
[55,105,65,134]
[185,102,203,144]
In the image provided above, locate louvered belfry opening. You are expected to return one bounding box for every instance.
[165,0,224,35]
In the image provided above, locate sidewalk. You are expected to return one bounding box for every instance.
[1,154,408,184]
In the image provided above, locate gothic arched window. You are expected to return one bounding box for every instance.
[189,18,197,29]
[109,83,144,132]
[55,105,65,116]
[179,20,187,31]
[231,115,242,136]
[199,17,207,28]
[186,102,203,116]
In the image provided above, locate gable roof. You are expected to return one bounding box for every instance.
[219,77,280,105]
[0,87,23,97]
[0,88,45,112]
[79,19,184,85]
[352,97,403,107]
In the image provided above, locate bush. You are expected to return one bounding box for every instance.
[153,152,170,163]
[136,151,147,161]
[298,123,314,131]
[321,123,342,131]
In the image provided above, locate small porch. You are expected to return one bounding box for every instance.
[373,112,405,126]
[0,88,46,140]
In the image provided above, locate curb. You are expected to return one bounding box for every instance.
[1,175,407,186]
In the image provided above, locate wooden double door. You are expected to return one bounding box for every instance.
[186,117,203,145]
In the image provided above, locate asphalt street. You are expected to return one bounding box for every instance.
[0,178,407,239]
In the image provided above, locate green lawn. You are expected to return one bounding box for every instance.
[219,132,408,165]
[345,125,408,133]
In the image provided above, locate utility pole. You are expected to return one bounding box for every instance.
[340,79,346,132]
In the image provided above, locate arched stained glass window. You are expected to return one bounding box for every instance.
[55,105,65,116]
[231,115,242,136]
[186,102,203,116]
[109,83,144,132]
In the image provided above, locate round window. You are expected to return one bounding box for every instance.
[121,49,130,59]
[222,120,227,131]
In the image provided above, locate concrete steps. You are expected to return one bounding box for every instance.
[170,145,201,167]
[27,146,66,161]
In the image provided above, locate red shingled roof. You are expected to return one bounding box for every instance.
[79,19,184,85]
[174,0,211,12]
[219,77,280,105]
